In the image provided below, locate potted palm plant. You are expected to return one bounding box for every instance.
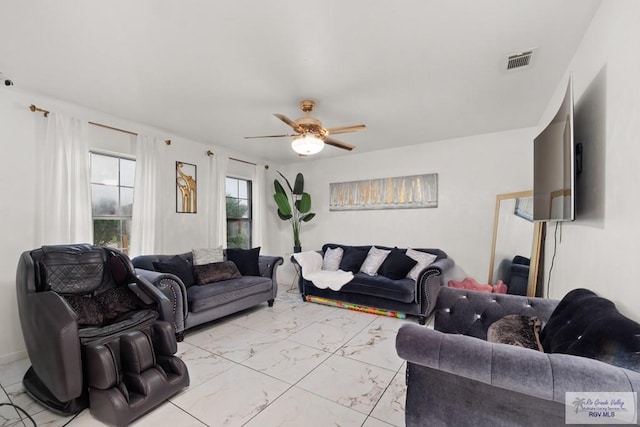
[273,171,315,252]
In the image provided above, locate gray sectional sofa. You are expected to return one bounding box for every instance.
[132,251,283,338]
[297,244,454,324]
[396,286,640,427]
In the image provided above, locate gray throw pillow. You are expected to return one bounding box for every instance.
[322,247,344,271]
[192,246,224,266]
[360,246,391,276]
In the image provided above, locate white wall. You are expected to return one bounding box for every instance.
[0,89,281,363]
[278,127,537,282]
[538,0,640,320]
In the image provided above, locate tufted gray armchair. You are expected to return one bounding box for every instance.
[396,286,640,427]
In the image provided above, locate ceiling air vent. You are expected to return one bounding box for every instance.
[506,49,535,71]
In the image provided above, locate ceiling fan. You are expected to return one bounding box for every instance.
[245,100,366,155]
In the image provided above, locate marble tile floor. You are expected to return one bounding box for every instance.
[0,284,422,426]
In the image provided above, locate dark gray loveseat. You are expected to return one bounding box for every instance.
[298,244,454,324]
[396,286,640,427]
[132,251,283,338]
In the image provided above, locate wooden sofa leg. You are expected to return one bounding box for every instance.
[268,299,274,307]
[418,315,427,325]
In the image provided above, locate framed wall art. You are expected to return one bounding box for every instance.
[176,162,197,213]
[329,173,438,211]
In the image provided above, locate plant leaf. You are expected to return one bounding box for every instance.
[277,210,292,221]
[301,212,316,222]
[296,192,311,213]
[274,193,292,216]
[293,173,304,195]
[277,171,293,194]
[274,179,286,195]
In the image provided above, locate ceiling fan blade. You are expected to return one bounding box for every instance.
[274,114,303,132]
[325,124,366,135]
[324,136,355,151]
[244,133,298,139]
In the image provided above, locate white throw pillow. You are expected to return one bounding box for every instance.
[406,248,437,281]
[360,246,391,276]
[322,247,344,271]
[192,246,224,266]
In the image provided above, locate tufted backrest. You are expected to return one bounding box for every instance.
[434,286,558,340]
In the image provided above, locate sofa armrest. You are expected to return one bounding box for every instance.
[396,324,640,403]
[134,268,187,335]
[415,257,454,318]
[259,255,284,280]
[259,255,284,299]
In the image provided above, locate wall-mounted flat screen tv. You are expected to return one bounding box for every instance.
[533,78,575,222]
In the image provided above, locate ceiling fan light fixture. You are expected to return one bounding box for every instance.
[291,134,324,155]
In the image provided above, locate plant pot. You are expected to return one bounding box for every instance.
[293,246,302,253]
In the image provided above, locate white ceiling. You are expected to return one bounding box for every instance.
[0,0,600,162]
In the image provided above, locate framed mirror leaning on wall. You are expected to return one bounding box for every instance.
[488,191,543,297]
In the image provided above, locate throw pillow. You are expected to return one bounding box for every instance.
[487,314,544,352]
[192,246,224,266]
[193,261,242,285]
[405,248,438,281]
[339,246,369,274]
[95,286,143,324]
[226,247,261,276]
[63,294,104,327]
[360,246,391,276]
[153,255,195,288]
[378,248,418,280]
[322,247,344,271]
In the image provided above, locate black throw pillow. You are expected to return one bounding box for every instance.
[193,261,242,285]
[378,248,418,280]
[153,255,195,288]
[226,247,261,276]
[339,247,369,274]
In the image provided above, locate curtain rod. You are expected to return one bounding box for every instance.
[205,150,268,169]
[29,104,171,145]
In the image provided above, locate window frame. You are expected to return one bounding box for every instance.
[90,150,136,254]
[225,176,253,249]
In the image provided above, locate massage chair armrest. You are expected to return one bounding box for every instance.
[396,324,640,403]
[130,276,173,326]
[19,291,82,401]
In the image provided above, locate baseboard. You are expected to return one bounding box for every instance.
[0,349,28,365]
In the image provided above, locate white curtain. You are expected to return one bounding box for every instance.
[38,112,92,245]
[129,135,162,257]
[213,154,229,247]
[252,164,267,249]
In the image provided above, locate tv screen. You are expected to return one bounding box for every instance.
[533,79,575,222]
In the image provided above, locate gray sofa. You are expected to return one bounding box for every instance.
[132,252,283,338]
[298,244,454,324]
[396,286,640,427]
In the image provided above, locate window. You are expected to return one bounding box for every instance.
[226,177,252,249]
[90,152,135,254]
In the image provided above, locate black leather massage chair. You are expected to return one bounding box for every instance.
[16,244,189,426]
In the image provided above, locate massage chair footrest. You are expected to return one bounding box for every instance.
[85,323,189,426]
